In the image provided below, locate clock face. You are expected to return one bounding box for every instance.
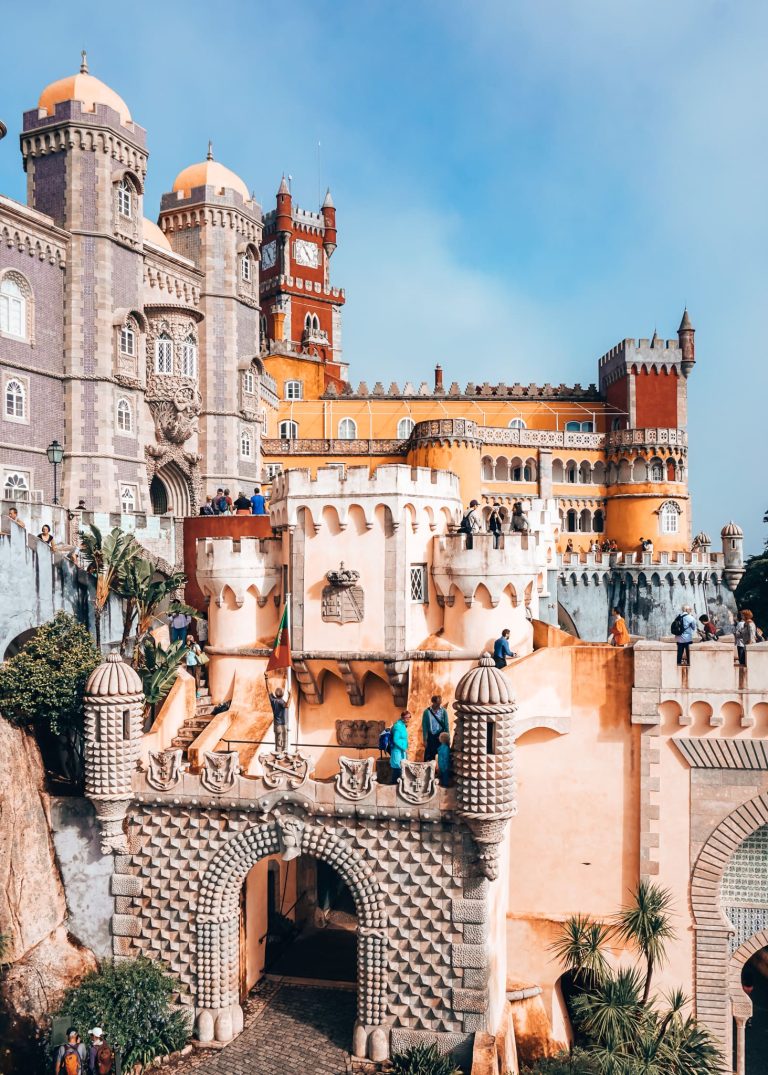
[294,239,320,268]
[261,240,277,270]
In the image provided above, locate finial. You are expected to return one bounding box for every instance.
[80,50,89,74]
[206,140,213,161]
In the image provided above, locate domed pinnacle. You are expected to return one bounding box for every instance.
[80,50,89,74]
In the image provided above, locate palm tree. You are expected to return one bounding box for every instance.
[79,525,140,647]
[139,636,187,719]
[613,881,674,1005]
[115,557,189,657]
[549,914,612,991]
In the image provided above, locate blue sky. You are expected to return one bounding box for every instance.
[2,0,765,552]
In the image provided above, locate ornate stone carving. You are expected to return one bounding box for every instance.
[200,751,240,795]
[148,382,203,445]
[147,748,183,792]
[335,720,385,750]
[275,813,305,861]
[398,760,437,805]
[335,756,375,800]
[322,563,364,623]
[260,750,310,790]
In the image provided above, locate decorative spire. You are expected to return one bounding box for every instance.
[80,50,89,75]
[322,187,335,209]
[278,174,290,196]
[206,140,213,161]
[678,307,693,332]
[651,326,659,346]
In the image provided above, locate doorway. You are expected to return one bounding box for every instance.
[742,947,768,1073]
[150,475,168,515]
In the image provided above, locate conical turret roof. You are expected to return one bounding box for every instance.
[85,650,143,697]
[455,653,513,706]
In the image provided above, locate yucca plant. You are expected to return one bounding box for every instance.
[79,524,141,646]
[549,914,612,991]
[390,1041,463,1075]
[115,556,190,656]
[139,636,187,717]
[612,881,674,1005]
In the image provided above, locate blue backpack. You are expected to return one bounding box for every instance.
[378,727,394,754]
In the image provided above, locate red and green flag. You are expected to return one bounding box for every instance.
[267,605,291,671]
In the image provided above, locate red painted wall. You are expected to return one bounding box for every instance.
[183,515,274,610]
[634,369,678,428]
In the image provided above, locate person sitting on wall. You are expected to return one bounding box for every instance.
[493,628,517,668]
[511,501,529,533]
[265,673,290,755]
[390,710,411,784]
[233,491,251,515]
[199,495,215,516]
[565,538,574,554]
[488,502,503,549]
[437,731,451,788]
[698,613,719,641]
[250,486,268,515]
[609,608,631,647]
[7,506,25,529]
[38,523,55,548]
[734,609,758,667]
[421,695,450,762]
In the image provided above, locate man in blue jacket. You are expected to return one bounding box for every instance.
[493,629,517,668]
[421,695,449,762]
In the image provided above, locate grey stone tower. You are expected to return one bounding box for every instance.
[453,653,517,880]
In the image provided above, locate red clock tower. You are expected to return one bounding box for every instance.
[259,178,346,384]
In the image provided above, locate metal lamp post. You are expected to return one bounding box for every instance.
[46,440,64,505]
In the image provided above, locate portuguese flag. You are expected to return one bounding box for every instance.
[267,604,291,670]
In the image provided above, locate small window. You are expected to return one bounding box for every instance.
[566,509,578,533]
[4,472,30,501]
[117,179,132,219]
[565,421,581,432]
[259,408,267,432]
[304,313,312,333]
[338,417,357,440]
[279,420,298,440]
[581,421,594,433]
[120,326,136,356]
[650,461,664,482]
[122,709,131,740]
[265,463,283,479]
[182,335,197,378]
[611,418,623,431]
[285,380,303,401]
[486,720,496,755]
[0,276,27,339]
[116,397,133,433]
[240,429,253,459]
[5,379,26,420]
[397,416,414,439]
[243,371,255,394]
[566,465,577,483]
[523,465,532,481]
[594,510,605,533]
[155,333,173,375]
[241,255,251,282]
[660,502,680,534]
[508,418,526,429]
[410,564,428,603]
[259,314,268,342]
[120,484,137,513]
[312,314,320,332]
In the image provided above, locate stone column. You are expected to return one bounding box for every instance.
[538,448,553,500]
[195,915,243,1043]
[734,1016,746,1075]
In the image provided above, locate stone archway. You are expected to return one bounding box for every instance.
[691,793,768,1064]
[194,813,389,1061]
[728,931,768,1075]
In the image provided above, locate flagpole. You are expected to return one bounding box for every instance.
[285,590,293,748]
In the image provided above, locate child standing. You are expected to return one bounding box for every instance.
[437,731,451,787]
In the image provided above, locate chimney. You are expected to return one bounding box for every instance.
[434,364,444,393]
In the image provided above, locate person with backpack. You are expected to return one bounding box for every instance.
[390,710,411,784]
[672,605,697,666]
[55,1028,87,1075]
[213,487,229,515]
[421,695,449,762]
[488,503,503,549]
[734,609,758,667]
[458,500,483,549]
[88,1028,114,1075]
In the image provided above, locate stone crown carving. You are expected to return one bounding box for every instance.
[325,562,361,589]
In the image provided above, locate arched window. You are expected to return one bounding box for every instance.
[0,275,28,339]
[312,314,320,332]
[580,508,592,532]
[304,313,312,333]
[4,472,29,500]
[155,333,173,375]
[240,429,252,458]
[523,464,533,481]
[660,502,680,535]
[260,408,267,433]
[285,380,303,400]
[581,421,594,433]
[566,463,577,483]
[338,417,357,440]
[508,418,526,429]
[279,420,298,440]
[5,379,26,420]
[666,459,677,482]
[117,179,132,218]
[116,397,132,433]
[120,484,136,513]
[259,314,268,342]
[243,371,255,394]
[650,460,664,482]
[579,461,592,484]
[566,509,578,533]
[120,324,136,356]
[593,509,605,533]
[565,421,581,432]
[240,254,251,282]
[397,416,414,439]
[182,335,197,378]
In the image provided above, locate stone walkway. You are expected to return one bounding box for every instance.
[168,981,356,1075]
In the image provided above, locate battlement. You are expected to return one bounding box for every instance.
[23,98,146,146]
[269,464,462,532]
[560,549,725,570]
[322,380,600,400]
[195,536,282,606]
[259,277,345,300]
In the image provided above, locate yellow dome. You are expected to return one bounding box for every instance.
[142,217,172,251]
[38,55,132,126]
[172,146,250,202]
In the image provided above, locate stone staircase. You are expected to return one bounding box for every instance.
[171,684,217,758]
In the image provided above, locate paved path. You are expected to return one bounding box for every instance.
[169,982,356,1075]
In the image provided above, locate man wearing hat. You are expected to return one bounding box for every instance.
[88,1029,114,1075]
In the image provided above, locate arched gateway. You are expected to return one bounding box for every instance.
[194,815,387,1053]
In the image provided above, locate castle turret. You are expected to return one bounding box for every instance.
[678,308,696,377]
[453,653,517,880]
[321,188,337,257]
[276,174,292,236]
[721,521,745,590]
[83,651,143,854]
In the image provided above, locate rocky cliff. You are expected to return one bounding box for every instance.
[0,718,96,1069]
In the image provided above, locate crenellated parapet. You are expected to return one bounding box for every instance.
[196,536,282,607]
[269,463,462,532]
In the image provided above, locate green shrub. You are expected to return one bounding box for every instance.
[521,1049,599,1074]
[54,957,190,1069]
[390,1042,463,1075]
[0,612,100,735]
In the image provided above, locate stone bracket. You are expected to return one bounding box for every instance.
[383,658,410,708]
[337,659,364,706]
[292,658,323,704]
